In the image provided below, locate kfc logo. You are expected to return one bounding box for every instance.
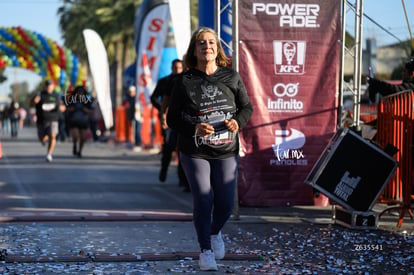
[273,41,306,75]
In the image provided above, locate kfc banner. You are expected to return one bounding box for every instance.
[238,1,341,206]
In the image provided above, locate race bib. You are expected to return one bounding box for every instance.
[42,103,56,111]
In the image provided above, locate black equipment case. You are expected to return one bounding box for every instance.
[304,128,398,212]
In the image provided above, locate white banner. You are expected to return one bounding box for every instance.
[168,0,191,59]
[82,29,113,130]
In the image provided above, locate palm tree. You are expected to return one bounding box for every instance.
[58,0,140,106]
[58,0,198,107]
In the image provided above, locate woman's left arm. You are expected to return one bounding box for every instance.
[232,74,253,129]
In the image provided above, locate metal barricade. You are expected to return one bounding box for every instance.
[376,90,414,227]
[360,104,377,124]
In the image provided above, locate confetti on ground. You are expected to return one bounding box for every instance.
[0,219,413,274]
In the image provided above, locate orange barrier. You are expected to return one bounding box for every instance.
[116,104,163,148]
[115,106,135,143]
[376,90,414,227]
[141,106,163,148]
[115,106,127,142]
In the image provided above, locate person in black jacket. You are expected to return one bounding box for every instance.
[368,57,414,102]
[167,27,253,271]
[368,57,414,198]
[151,59,184,183]
[124,85,142,150]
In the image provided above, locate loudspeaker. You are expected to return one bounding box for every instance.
[305,128,398,211]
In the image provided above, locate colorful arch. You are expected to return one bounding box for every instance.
[0,26,86,92]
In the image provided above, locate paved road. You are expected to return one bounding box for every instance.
[0,126,413,274]
[0,126,193,219]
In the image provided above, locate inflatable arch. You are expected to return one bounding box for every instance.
[0,26,86,92]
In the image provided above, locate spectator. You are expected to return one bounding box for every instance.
[368,57,414,102]
[124,85,142,151]
[8,101,20,138]
[151,59,187,186]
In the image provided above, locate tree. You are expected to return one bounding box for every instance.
[58,0,198,107]
[9,82,30,109]
[58,0,140,106]
[0,68,7,84]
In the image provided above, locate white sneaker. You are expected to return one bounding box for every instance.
[211,231,225,259]
[46,154,53,162]
[199,250,218,271]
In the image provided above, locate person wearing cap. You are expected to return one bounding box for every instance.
[367,57,414,102]
[32,80,65,162]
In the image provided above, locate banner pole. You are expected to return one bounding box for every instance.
[232,0,240,220]
[352,0,364,131]
[338,0,347,128]
[401,0,414,53]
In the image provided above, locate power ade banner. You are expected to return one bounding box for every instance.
[237,1,341,206]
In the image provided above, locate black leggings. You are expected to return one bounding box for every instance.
[179,152,238,251]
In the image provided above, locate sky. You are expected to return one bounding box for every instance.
[351,0,414,47]
[0,0,62,98]
[0,0,414,98]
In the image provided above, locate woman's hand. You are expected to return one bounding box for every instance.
[224,119,239,132]
[196,122,215,137]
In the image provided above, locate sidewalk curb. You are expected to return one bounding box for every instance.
[0,212,193,223]
[3,252,261,263]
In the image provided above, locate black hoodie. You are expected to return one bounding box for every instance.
[167,67,253,159]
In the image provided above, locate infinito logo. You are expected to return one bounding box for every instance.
[273,83,298,97]
[273,41,306,75]
[268,83,303,113]
[270,128,307,166]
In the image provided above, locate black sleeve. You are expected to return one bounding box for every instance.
[54,94,62,112]
[233,72,253,129]
[166,75,197,137]
[150,85,162,111]
[368,78,408,100]
[151,76,170,111]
